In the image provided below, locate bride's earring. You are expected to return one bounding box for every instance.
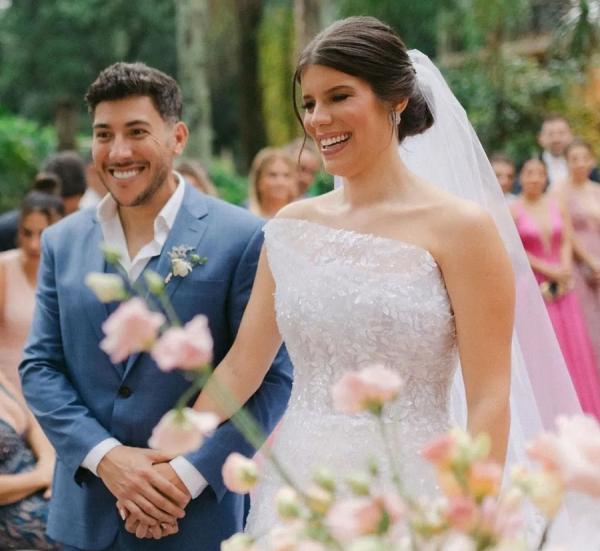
[391,111,402,126]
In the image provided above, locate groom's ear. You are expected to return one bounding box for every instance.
[171,121,189,156]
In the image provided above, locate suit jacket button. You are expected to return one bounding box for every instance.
[118,386,132,398]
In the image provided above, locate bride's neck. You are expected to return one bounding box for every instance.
[341,148,410,207]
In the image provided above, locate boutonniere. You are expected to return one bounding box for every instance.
[164,245,207,284]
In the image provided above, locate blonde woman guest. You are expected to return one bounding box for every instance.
[248,148,298,218]
[176,159,219,197]
[0,192,64,391]
[554,138,600,372]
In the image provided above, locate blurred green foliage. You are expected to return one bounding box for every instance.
[0,109,56,213]
[209,158,249,206]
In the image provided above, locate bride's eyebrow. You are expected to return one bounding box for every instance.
[302,85,354,100]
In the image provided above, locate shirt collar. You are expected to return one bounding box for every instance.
[96,172,186,235]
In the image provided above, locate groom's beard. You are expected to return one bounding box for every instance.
[100,163,170,208]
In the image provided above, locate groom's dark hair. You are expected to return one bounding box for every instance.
[85,62,182,123]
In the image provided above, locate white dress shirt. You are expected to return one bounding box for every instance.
[542,150,569,188]
[81,174,208,498]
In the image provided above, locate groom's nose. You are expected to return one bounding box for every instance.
[108,134,133,162]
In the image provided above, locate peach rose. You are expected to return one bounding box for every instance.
[148,407,219,455]
[527,414,600,497]
[222,453,259,494]
[331,364,402,414]
[100,298,165,363]
[325,497,382,542]
[151,315,213,372]
[467,460,502,500]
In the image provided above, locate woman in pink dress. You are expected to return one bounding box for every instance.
[0,192,63,392]
[554,139,600,374]
[511,158,600,418]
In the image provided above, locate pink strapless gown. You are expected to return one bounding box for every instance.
[514,200,600,419]
[565,187,600,375]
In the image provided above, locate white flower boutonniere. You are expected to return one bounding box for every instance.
[165,246,207,284]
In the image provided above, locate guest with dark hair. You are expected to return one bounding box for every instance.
[176,159,218,197]
[0,369,59,550]
[42,151,87,215]
[490,153,516,202]
[0,192,64,391]
[0,172,62,253]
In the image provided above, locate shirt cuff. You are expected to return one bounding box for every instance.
[81,438,122,476]
[170,456,208,499]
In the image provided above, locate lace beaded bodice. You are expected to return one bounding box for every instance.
[246,218,458,537]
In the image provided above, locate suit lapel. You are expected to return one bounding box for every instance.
[122,186,209,379]
[80,217,110,341]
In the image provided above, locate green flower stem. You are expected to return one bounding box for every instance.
[201,374,302,494]
[537,520,551,550]
[376,415,407,500]
[157,291,182,327]
[175,371,210,411]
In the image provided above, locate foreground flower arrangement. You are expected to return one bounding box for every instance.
[87,246,600,551]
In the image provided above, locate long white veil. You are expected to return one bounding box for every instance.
[335,50,598,545]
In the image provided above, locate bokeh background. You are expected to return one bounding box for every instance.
[1,0,598,210]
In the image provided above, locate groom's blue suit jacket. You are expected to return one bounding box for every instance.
[20,184,292,550]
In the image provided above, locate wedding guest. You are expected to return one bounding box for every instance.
[0,370,59,550]
[0,172,62,253]
[510,159,600,418]
[79,154,107,210]
[248,148,298,218]
[284,138,321,196]
[0,192,64,391]
[176,159,219,197]
[538,115,573,188]
[490,153,517,203]
[41,150,87,215]
[554,138,600,372]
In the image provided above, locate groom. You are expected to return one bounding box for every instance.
[20,62,292,550]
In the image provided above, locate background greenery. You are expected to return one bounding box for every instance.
[0,0,598,212]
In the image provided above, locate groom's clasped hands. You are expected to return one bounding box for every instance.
[97,445,191,540]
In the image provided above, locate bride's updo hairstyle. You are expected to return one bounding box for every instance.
[293,16,434,142]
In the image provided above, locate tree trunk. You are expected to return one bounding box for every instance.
[294,0,322,61]
[235,0,266,172]
[176,0,213,163]
[54,99,78,151]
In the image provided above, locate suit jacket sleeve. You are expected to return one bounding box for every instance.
[19,230,114,481]
[184,224,293,502]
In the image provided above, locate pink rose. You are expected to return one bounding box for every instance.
[527,414,600,497]
[148,407,219,455]
[446,496,478,532]
[151,315,213,372]
[421,433,458,468]
[325,497,382,542]
[222,453,259,494]
[376,491,406,524]
[467,460,502,499]
[100,298,165,363]
[331,364,402,414]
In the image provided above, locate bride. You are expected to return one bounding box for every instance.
[193,16,590,544]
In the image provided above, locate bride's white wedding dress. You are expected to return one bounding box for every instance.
[245,217,458,537]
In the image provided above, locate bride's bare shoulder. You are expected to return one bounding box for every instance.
[275,190,340,222]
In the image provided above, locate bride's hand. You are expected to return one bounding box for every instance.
[116,500,179,539]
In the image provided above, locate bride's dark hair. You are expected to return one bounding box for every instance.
[293,16,434,142]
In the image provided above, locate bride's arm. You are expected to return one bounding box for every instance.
[439,206,514,465]
[192,246,284,420]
